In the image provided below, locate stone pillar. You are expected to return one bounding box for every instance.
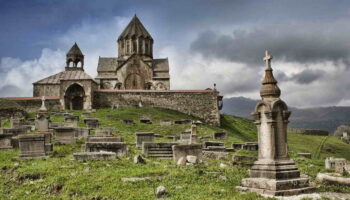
[36,96,50,133]
[237,51,313,196]
[190,124,197,144]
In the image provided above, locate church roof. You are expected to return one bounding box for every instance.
[153,58,170,79]
[97,57,118,72]
[67,43,83,56]
[33,70,96,84]
[118,15,153,41]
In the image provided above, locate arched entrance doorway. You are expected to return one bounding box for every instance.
[64,84,85,110]
[124,73,145,89]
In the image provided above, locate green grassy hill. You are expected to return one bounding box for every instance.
[0,107,349,199]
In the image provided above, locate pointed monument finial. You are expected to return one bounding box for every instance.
[39,96,47,112]
[260,50,281,99]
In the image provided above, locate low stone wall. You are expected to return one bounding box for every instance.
[288,128,329,136]
[93,90,221,126]
[3,97,61,112]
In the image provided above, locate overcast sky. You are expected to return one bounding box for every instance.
[1,0,350,107]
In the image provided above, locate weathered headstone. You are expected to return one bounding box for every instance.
[64,115,79,123]
[213,132,226,140]
[0,133,14,149]
[236,51,313,196]
[160,120,172,126]
[180,129,191,143]
[172,144,202,164]
[54,127,76,144]
[36,96,50,133]
[84,118,99,129]
[190,124,197,144]
[325,157,347,170]
[74,128,90,139]
[135,132,154,148]
[203,141,224,149]
[140,117,152,124]
[84,141,127,157]
[17,134,52,159]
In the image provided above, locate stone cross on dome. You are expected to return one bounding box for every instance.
[263,50,273,69]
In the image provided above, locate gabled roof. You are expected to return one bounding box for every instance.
[67,43,83,56]
[118,15,153,41]
[33,70,96,84]
[97,57,118,72]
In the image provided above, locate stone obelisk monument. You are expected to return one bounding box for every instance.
[236,51,313,196]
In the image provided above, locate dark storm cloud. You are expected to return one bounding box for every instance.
[290,69,325,84]
[190,23,350,66]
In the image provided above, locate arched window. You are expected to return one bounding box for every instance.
[69,61,74,67]
[76,61,82,68]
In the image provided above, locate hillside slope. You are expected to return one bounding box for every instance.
[0,107,349,199]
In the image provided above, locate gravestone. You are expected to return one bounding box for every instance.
[180,129,191,143]
[325,157,347,169]
[160,120,172,126]
[95,128,115,137]
[64,115,79,123]
[122,119,134,125]
[36,96,50,133]
[140,118,152,124]
[297,153,312,159]
[10,118,21,128]
[213,132,226,140]
[54,127,76,144]
[74,128,90,139]
[84,118,99,129]
[136,132,154,148]
[87,136,124,143]
[172,144,202,164]
[242,142,258,151]
[237,51,313,196]
[17,134,52,159]
[84,141,127,157]
[73,152,116,161]
[203,141,224,149]
[335,160,347,173]
[190,124,197,144]
[0,133,14,149]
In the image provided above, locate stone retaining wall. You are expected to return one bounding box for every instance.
[3,97,61,112]
[93,90,221,126]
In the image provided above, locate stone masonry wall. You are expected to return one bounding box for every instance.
[94,90,221,126]
[4,97,61,113]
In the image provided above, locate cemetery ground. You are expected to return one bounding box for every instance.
[0,107,350,199]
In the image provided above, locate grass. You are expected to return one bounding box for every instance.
[0,107,349,199]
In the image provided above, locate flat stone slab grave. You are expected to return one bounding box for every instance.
[54,127,76,145]
[85,141,127,157]
[75,128,90,139]
[87,136,124,143]
[135,132,154,148]
[73,152,116,161]
[142,142,177,159]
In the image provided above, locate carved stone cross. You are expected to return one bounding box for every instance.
[263,50,273,69]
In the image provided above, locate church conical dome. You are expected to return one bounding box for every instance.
[117,15,153,58]
[260,51,281,99]
[67,43,83,56]
[118,15,153,41]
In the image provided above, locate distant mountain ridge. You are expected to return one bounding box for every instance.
[222,97,350,132]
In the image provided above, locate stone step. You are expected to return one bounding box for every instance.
[148,155,173,158]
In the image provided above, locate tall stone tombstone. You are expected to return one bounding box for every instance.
[190,124,197,144]
[237,51,313,196]
[36,96,50,133]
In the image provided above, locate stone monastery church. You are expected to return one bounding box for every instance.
[8,15,222,125]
